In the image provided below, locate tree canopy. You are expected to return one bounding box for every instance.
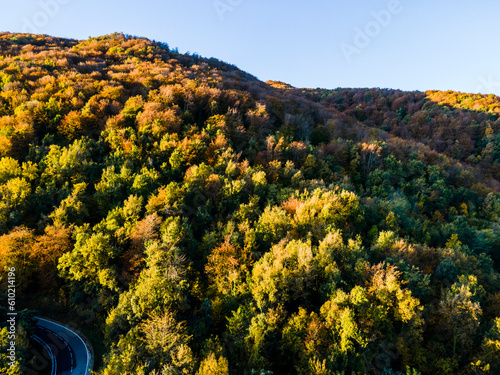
[0,32,500,374]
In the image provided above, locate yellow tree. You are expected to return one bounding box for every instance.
[0,227,35,292]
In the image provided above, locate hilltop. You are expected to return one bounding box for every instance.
[0,33,499,375]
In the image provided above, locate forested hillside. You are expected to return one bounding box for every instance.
[0,32,500,375]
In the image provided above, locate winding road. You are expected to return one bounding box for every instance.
[30,317,92,375]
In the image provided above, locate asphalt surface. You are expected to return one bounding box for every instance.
[28,318,91,375]
[28,334,52,375]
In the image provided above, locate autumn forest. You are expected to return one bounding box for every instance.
[0,33,500,375]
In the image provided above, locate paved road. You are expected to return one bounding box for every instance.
[31,317,91,375]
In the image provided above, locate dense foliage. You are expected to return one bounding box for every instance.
[0,32,500,374]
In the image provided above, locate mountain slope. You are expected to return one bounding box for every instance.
[0,32,499,375]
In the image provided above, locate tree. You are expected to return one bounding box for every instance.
[31,225,72,291]
[205,238,251,296]
[254,206,292,251]
[137,103,181,136]
[131,166,159,197]
[94,165,133,213]
[320,288,367,370]
[58,110,87,140]
[0,178,31,209]
[139,309,193,373]
[0,157,21,183]
[58,226,119,292]
[251,239,315,311]
[0,227,35,292]
[105,217,192,338]
[281,307,331,374]
[49,182,88,226]
[121,213,162,282]
[196,353,229,375]
[360,142,383,185]
[437,275,483,357]
[40,138,93,189]
[476,317,500,373]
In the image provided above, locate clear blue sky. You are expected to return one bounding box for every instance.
[2,0,500,95]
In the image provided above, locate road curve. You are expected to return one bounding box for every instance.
[33,317,93,375]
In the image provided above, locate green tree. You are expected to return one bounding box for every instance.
[58,226,119,292]
[437,275,483,357]
[251,239,316,310]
